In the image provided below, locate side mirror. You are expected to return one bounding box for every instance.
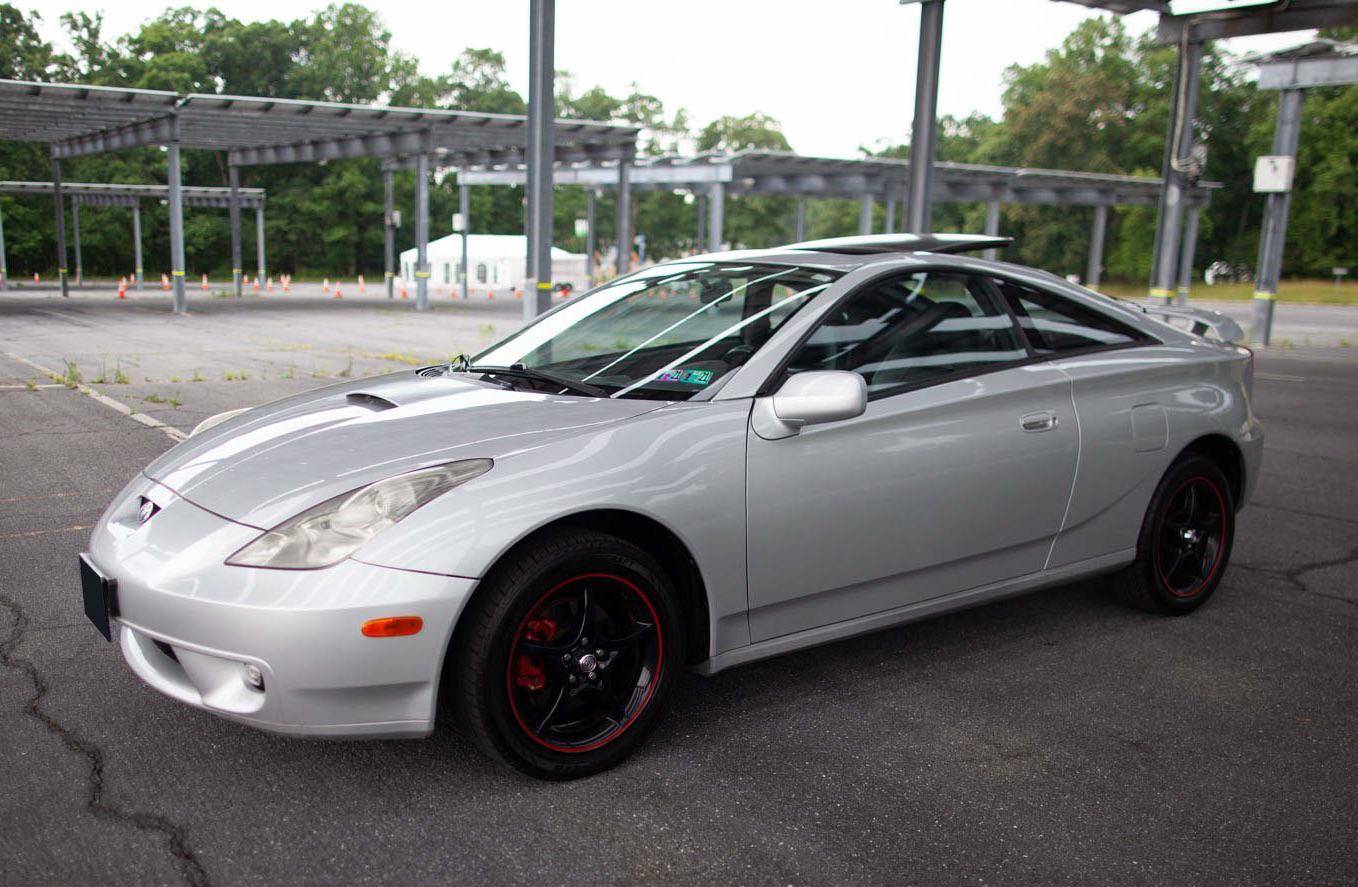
[751,370,867,440]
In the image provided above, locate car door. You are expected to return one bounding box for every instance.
[745,269,1079,642]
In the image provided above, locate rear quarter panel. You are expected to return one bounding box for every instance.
[1047,342,1261,568]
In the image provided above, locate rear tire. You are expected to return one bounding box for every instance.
[1113,454,1236,615]
[453,529,683,779]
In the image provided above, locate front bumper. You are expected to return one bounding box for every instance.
[89,475,476,738]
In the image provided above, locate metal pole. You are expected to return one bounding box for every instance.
[1175,204,1200,305]
[858,194,874,235]
[255,205,265,285]
[132,203,144,290]
[459,180,470,300]
[525,0,556,319]
[982,199,1001,262]
[414,152,430,310]
[584,187,596,280]
[1087,204,1108,289]
[72,199,82,286]
[1149,39,1204,304]
[616,158,632,275]
[885,194,896,232]
[905,0,945,234]
[1251,87,1305,346]
[707,182,725,253]
[228,165,243,297]
[51,155,69,297]
[167,143,187,313]
[695,193,706,250]
[794,197,806,241]
[0,199,7,289]
[383,168,395,299]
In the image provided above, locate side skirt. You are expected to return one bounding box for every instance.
[692,548,1135,676]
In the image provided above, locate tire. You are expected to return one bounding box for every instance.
[452,528,684,779]
[1112,454,1236,615]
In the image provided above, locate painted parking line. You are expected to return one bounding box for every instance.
[1255,372,1308,382]
[2,352,189,442]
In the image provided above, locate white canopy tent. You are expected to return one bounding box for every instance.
[399,234,588,297]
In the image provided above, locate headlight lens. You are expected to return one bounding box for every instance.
[191,407,249,438]
[226,459,492,569]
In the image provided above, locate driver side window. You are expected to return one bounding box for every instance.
[785,271,1027,394]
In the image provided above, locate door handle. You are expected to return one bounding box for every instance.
[1020,411,1059,433]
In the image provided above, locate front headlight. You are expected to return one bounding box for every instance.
[226,459,493,569]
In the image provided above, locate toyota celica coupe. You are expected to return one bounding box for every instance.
[81,234,1262,778]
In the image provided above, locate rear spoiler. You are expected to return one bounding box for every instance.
[1139,304,1245,343]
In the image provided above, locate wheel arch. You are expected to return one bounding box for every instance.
[1178,433,1245,509]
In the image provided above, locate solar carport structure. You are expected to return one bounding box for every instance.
[0,78,637,313]
[0,181,265,291]
[461,151,1220,291]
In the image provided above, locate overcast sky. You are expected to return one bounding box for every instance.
[29,1,1309,157]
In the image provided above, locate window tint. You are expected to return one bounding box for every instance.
[785,271,1028,393]
[994,279,1143,354]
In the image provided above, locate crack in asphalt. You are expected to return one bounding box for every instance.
[1235,546,1358,610]
[0,593,211,886]
[1251,501,1358,527]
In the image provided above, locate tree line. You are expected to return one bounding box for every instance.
[0,4,1352,282]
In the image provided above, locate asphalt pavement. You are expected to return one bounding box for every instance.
[1,294,1356,885]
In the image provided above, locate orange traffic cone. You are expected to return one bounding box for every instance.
[357,275,366,294]
[117,277,127,300]
[322,277,330,295]
[253,276,260,293]
[33,272,39,285]
[514,288,523,300]
[267,276,274,292]
[333,283,342,299]
[400,280,409,299]
[201,273,208,291]
[161,273,170,291]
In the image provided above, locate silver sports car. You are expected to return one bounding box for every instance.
[81,234,1262,779]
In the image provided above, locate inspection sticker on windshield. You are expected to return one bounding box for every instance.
[656,368,714,386]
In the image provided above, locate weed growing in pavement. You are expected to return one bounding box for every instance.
[338,355,353,378]
[144,393,166,404]
[170,375,182,383]
[223,370,249,381]
[24,379,37,391]
[112,361,130,384]
[61,359,81,389]
[378,351,422,366]
[281,365,296,379]
[1341,339,1352,348]
[190,368,205,382]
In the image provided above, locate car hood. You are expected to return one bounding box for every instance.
[144,372,666,529]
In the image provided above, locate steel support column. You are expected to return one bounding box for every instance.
[707,182,725,253]
[459,180,470,300]
[885,194,896,232]
[794,197,806,241]
[255,205,266,285]
[905,0,945,234]
[1149,40,1204,304]
[695,194,706,250]
[616,158,632,275]
[858,194,874,235]
[51,155,68,298]
[414,152,430,310]
[72,200,82,285]
[982,200,1001,262]
[167,143,187,313]
[1086,204,1108,289]
[0,201,6,289]
[1175,205,1200,305]
[584,188,596,280]
[228,165,243,297]
[383,168,395,298]
[525,0,556,319]
[132,203,143,290]
[1252,88,1305,345]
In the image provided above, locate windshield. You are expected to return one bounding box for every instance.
[473,261,839,400]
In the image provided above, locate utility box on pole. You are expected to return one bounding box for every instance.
[1253,156,1295,193]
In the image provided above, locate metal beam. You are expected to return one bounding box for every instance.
[1252,88,1305,346]
[132,203,143,290]
[1156,0,1358,43]
[383,168,395,299]
[616,158,632,275]
[708,182,725,252]
[905,0,945,233]
[50,113,178,159]
[1087,204,1108,289]
[255,205,266,286]
[1149,39,1204,304]
[459,179,470,301]
[982,200,1001,262]
[414,152,430,310]
[1175,204,1200,305]
[525,0,556,319]
[51,155,68,298]
[228,165,243,297]
[167,143,187,313]
[1258,55,1358,91]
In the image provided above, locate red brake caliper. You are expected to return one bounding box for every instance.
[514,618,558,691]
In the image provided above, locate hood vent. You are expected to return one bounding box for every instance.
[346,392,398,411]
[416,365,449,378]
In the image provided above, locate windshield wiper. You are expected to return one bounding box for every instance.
[461,363,608,398]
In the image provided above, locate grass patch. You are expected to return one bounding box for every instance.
[377,350,423,366]
[1098,278,1358,305]
[61,359,81,389]
[24,379,37,391]
[190,368,205,382]
[223,370,249,381]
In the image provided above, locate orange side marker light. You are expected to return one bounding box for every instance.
[361,616,423,638]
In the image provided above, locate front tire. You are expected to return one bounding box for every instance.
[453,529,683,779]
[1113,454,1236,615]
